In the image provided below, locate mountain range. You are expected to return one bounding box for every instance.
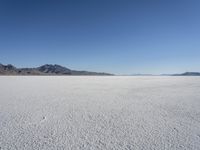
[0,64,113,76]
[172,72,200,76]
[1,63,200,76]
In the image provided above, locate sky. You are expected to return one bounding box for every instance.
[0,0,200,74]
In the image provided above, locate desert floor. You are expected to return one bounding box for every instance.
[0,76,200,150]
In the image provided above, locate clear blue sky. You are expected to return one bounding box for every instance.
[0,0,200,74]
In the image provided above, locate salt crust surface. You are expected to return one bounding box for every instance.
[0,76,200,150]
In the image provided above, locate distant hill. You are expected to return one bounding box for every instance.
[173,72,200,76]
[0,64,114,76]
[130,74,155,76]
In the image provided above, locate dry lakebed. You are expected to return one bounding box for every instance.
[0,76,200,150]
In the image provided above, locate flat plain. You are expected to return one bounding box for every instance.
[0,76,200,150]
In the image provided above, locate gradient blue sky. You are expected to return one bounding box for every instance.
[0,0,200,74]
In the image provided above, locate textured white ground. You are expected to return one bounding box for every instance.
[0,76,200,150]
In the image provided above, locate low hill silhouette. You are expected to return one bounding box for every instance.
[0,64,113,76]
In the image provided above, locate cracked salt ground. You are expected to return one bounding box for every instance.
[0,76,200,149]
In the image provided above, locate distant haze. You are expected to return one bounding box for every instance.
[0,0,200,74]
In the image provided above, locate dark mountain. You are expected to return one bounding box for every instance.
[0,64,113,76]
[37,64,71,75]
[0,64,18,75]
[173,72,200,76]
